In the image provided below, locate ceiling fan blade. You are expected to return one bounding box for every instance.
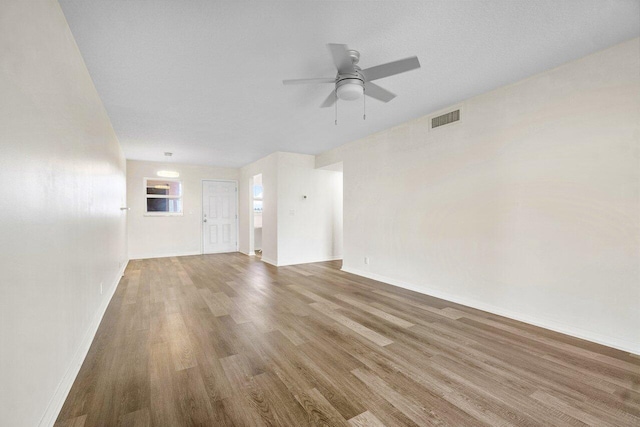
[361,56,420,81]
[364,82,396,103]
[327,44,355,74]
[283,77,335,85]
[320,90,336,108]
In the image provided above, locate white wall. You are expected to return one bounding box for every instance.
[0,1,128,425]
[127,160,238,259]
[277,153,343,266]
[239,152,343,266]
[317,38,640,353]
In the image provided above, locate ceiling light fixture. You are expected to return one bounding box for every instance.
[157,170,179,178]
[336,79,364,101]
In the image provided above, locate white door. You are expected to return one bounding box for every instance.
[202,180,237,254]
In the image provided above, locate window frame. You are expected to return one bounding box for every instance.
[143,177,184,216]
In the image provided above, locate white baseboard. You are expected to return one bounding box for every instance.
[341,266,639,355]
[276,255,343,267]
[259,255,342,267]
[261,257,278,266]
[130,250,202,260]
[38,260,129,427]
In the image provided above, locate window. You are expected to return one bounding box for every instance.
[253,183,263,213]
[253,176,263,229]
[144,178,182,215]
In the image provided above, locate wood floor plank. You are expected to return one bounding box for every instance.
[310,302,394,346]
[54,414,87,427]
[118,408,151,427]
[351,367,449,426]
[123,271,140,305]
[335,293,415,328]
[165,312,197,371]
[349,410,387,427]
[288,284,342,309]
[55,253,640,427]
[373,288,461,319]
[149,343,183,427]
[427,354,587,427]
[295,387,350,427]
[171,366,217,425]
[198,288,229,316]
[220,353,255,393]
[214,395,268,426]
[530,391,620,427]
[252,371,311,426]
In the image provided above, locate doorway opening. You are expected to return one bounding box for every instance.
[252,174,263,257]
[318,162,343,266]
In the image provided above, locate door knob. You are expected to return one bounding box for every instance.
[203,219,207,222]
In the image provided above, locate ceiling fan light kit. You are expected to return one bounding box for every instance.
[336,78,364,101]
[283,43,421,123]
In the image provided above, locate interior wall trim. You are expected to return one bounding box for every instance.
[260,257,278,266]
[129,251,202,260]
[275,255,343,267]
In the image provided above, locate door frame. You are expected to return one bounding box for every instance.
[249,173,262,256]
[201,179,239,254]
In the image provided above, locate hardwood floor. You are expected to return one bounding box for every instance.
[56,253,640,426]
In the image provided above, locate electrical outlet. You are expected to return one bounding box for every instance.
[364,257,370,265]
[100,282,103,295]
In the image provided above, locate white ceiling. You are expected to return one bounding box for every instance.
[59,0,640,168]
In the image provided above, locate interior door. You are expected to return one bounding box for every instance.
[202,180,237,254]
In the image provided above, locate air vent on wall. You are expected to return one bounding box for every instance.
[431,109,460,129]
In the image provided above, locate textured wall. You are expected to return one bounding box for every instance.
[317,38,640,353]
[0,0,127,425]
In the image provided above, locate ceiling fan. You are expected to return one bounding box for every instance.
[283,44,421,108]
